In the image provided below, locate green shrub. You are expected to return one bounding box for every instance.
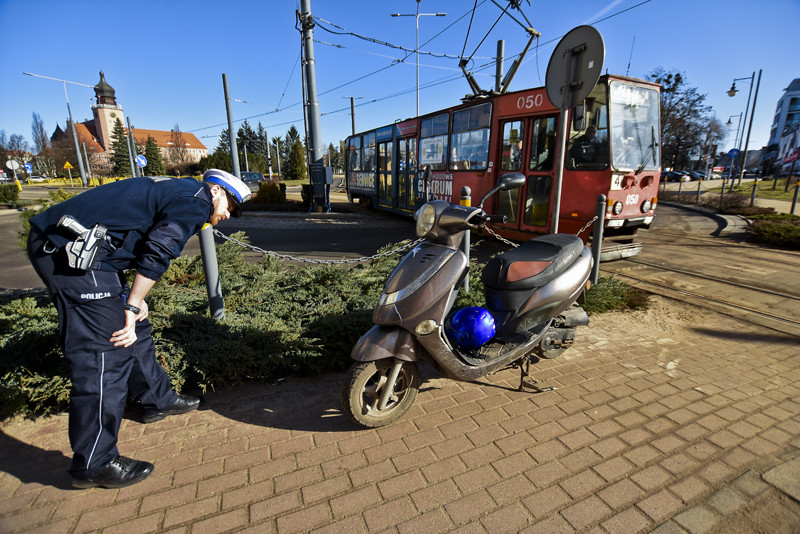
[17,189,79,252]
[747,217,800,249]
[0,232,649,420]
[584,276,649,314]
[0,184,20,203]
[252,182,287,204]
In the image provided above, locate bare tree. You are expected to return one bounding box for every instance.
[168,124,190,173]
[31,113,57,177]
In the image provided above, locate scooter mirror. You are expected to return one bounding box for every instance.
[496,172,526,191]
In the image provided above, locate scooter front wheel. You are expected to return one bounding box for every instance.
[342,359,420,428]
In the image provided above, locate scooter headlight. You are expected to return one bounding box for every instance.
[415,203,437,238]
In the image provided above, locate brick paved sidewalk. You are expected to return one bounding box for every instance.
[1,296,799,533]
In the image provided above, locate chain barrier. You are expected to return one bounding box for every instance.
[212,228,424,265]
[575,216,598,236]
[482,215,599,249]
[213,212,600,264]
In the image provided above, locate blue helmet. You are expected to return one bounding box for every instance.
[445,307,496,349]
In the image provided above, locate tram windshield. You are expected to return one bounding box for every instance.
[609,82,661,172]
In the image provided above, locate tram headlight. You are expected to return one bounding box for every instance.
[415,203,437,237]
[640,199,652,213]
[612,201,623,215]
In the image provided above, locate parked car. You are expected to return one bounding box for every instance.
[662,170,690,182]
[688,171,706,181]
[28,176,46,183]
[240,172,265,193]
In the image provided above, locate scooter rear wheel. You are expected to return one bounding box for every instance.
[342,359,420,428]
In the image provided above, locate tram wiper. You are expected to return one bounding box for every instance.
[635,126,657,175]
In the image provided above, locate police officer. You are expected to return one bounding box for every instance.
[27,169,251,489]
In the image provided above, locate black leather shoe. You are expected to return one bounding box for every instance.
[142,394,201,423]
[71,456,154,489]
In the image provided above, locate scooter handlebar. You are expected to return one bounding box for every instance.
[473,213,508,226]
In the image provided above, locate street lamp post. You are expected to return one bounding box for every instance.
[391,1,446,117]
[726,113,743,184]
[727,69,762,185]
[23,72,91,186]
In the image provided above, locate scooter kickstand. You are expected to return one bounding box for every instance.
[518,357,557,393]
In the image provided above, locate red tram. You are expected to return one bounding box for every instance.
[345,74,661,257]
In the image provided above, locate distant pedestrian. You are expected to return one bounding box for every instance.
[27,170,251,489]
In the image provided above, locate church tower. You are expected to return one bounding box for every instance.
[91,71,124,151]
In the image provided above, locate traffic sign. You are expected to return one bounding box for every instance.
[63,161,73,169]
[136,154,147,168]
[6,160,20,170]
[24,163,32,173]
[727,148,739,159]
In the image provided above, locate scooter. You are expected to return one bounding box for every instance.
[342,172,592,428]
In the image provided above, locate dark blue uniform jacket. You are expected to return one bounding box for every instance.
[30,177,213,281]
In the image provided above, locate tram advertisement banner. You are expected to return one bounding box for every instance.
[418,173,454,203]
[349,171,376,194]
[420,136,446,166]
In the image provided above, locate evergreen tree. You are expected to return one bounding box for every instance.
[216,128,230,153]
[287,135,307,180]
[110,118,131,177]
[198,150,233,173]
[144,136,165,176]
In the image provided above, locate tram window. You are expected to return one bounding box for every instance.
[450,102,491,171]
[496,188,518,224]
[529,117,557,172]
[501,121,525,171]
[421,113,449,137]
[523,175,552,227]
[347,137,361,171]
[363,132,376,172]
[567,84,609,169]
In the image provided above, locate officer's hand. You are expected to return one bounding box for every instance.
[110,310,139,347]
[138,300,149,321]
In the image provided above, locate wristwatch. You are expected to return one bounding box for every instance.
[124,303,141,314]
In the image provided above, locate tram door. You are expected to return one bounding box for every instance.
[496,117,557,233]
[378,140,393,207]
[395,137,416,211]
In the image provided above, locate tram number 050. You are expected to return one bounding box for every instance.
[517,94,544,110]
[625,194,639,205]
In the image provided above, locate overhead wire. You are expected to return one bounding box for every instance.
[189,0,653,137]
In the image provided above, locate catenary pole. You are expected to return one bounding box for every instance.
[299,0,326,211]
[223,73,242,178]
[126,117,137,177]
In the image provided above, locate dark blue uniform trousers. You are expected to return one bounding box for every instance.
[28,229,177,479]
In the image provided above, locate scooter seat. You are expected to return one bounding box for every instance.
[481,234,585,290]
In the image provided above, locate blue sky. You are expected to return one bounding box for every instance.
[1,0,797,157]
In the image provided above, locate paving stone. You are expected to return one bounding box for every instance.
[705,487,749,516]
[672,505,718,534]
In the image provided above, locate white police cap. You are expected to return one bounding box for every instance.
[202,169,252,215]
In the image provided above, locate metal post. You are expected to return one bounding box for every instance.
[126,117,137,178]
[275,139,282,179]
[350,96,356,136]
[82,142,93,182]
[243,144,249,172]
[198,226,225,320]
[591,195,606,285]
[791,184,799,216]
[222,74,241,178]
[460,186,471,293]
[737,70,761,186]
[495,40,505,93]
[696,179,702,204]
[264,129,274,181]
[300,0,325,211]
[750,179,758,207]
[66,101,88,187]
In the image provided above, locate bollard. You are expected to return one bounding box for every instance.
[696,179,702,204]
[750,179,758,207]
[460,186,471,293]
[591,195,606,285]
[792,184,799,216]
[720,178,726,206]
[198,225,225,320]
[678,179,683,194]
